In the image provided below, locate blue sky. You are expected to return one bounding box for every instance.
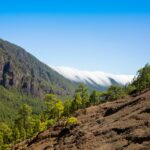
[0,0,150,74]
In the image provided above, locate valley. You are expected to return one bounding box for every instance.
[0,39,150,150]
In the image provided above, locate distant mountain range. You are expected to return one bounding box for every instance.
[53,66,134,90]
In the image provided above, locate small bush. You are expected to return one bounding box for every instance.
[66,117,78,126]
[39,122,47,132]
[46,119,56,128]
[125,84,136,95]
[106,85,126,101]
[1,144,10,150]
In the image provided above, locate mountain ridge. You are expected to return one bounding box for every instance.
[0,39,76,96]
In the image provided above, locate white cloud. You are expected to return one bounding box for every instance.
[52,66,134,87]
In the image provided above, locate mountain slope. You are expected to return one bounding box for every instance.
[0,39,76,96]
[26,90,150,150]
[0,85,44,123]
[53,66,134,90]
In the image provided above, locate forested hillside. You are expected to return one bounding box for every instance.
[0,86,44,124]
[0,39,76,97]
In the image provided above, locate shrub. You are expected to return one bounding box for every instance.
[39,122,47,132]
[66,117,78,126]
[106,85,126,101]
[46,119,56,128]
[125,84,136,95]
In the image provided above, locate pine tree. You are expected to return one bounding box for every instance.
[18,104,32,137]
[44,94,64,121]
[75,84,89,108]
[74,92,82,110]
[106,85,126,101]
[132,63,150,92]
[55,100,64,121]
[20,127,26,140]
[44,94,58,119]
[63,99,72,116]
[0,123,12,144]
[0,132,3,148]
[12,127,20,142]
[89,90,99,105]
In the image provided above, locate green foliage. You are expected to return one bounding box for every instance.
[1,144,10,150]
[17,104,32,136]
[66,117,78,126]
[63,99,72,116]
[19,127,26,140]
[0,133,3,148]
[44,94,58,119]
[32,118,41,134]
[14,104,41,140]
[125,84,136,95]
[0,123,12,145]
[74,84,89,108]
[39,122,47,132]
[0,86,44,124]
[55,101,64,120]
[106,85,126,101]
[71,92,82,111]
[44,94,64,120]
[89,90,99,105]
[12,127,20,142]
[19,104,32,118]
[46,119,56,128]
[79,84,89,107]
[132,63,150,92]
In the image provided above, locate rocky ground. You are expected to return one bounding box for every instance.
[19,90,150,150]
